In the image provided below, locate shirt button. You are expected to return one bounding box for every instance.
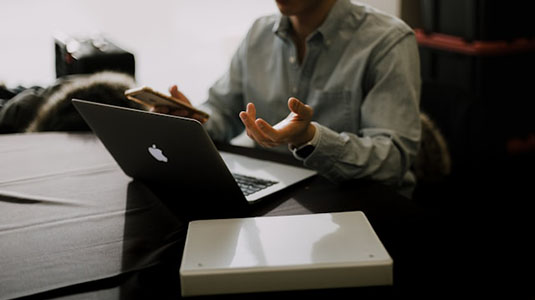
[292,87,298,94]
[289,56,295,64]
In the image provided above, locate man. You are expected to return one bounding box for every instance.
[160,0,421,197]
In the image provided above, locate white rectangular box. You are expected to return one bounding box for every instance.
[180,211,392,297]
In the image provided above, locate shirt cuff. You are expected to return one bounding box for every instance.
[307,122,321,147]
[288,122,320,160]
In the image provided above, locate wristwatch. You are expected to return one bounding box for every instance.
[292,142,315,160]
[290,122,320,160]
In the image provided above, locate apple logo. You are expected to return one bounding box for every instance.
[148,144,168,162]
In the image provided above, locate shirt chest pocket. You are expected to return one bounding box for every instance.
[306,89,359,134]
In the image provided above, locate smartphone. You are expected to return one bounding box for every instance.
[124,86,209,120]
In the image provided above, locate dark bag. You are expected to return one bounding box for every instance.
[54,33,135,78]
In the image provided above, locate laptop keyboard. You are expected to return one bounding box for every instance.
[232,173,278,196]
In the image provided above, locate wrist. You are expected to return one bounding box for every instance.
[289,122,320,160]
[291,123,316,148]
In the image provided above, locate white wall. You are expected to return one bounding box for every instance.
[0,0,398,105]
[0,0,278,104]
[355,0,400,17]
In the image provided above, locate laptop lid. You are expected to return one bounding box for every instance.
[72,99,316,205]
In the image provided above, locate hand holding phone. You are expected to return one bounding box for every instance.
[124,86,209,123]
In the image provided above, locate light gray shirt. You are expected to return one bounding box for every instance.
[200,0,421,197]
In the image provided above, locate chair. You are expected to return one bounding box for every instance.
[412,112,452,202]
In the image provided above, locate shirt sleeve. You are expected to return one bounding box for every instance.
[303,33,422,189]
[198,38,248,143]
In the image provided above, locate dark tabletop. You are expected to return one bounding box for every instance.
[0,133,532,300]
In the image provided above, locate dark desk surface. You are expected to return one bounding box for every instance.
[0,133,531,299]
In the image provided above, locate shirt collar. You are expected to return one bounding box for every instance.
[273,0,353,47]
[272,13,290,39]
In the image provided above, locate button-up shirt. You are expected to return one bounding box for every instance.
[201,0,421,197]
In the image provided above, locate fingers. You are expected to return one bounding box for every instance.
[192,113,209,124]
[255,118,279,141]
[169,84,192,105]
[240,103,278,147]
[152,105,189,117]
[150,106,169,114]
[169,85,180,99]
[245,102,256,119]
[288,97,313,120]
[164,84,208,123]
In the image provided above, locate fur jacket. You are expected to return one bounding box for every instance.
[0,71,145,133]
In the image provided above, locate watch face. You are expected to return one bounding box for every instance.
[295,144,315,158]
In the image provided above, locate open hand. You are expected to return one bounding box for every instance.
[239,97,315,148]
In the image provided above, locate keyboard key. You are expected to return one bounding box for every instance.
[232,173,277,196]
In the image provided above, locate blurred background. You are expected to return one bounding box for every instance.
[0,0,399,104]
[0,0,533,196]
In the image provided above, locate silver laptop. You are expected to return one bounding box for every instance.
[72,99,316,206]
